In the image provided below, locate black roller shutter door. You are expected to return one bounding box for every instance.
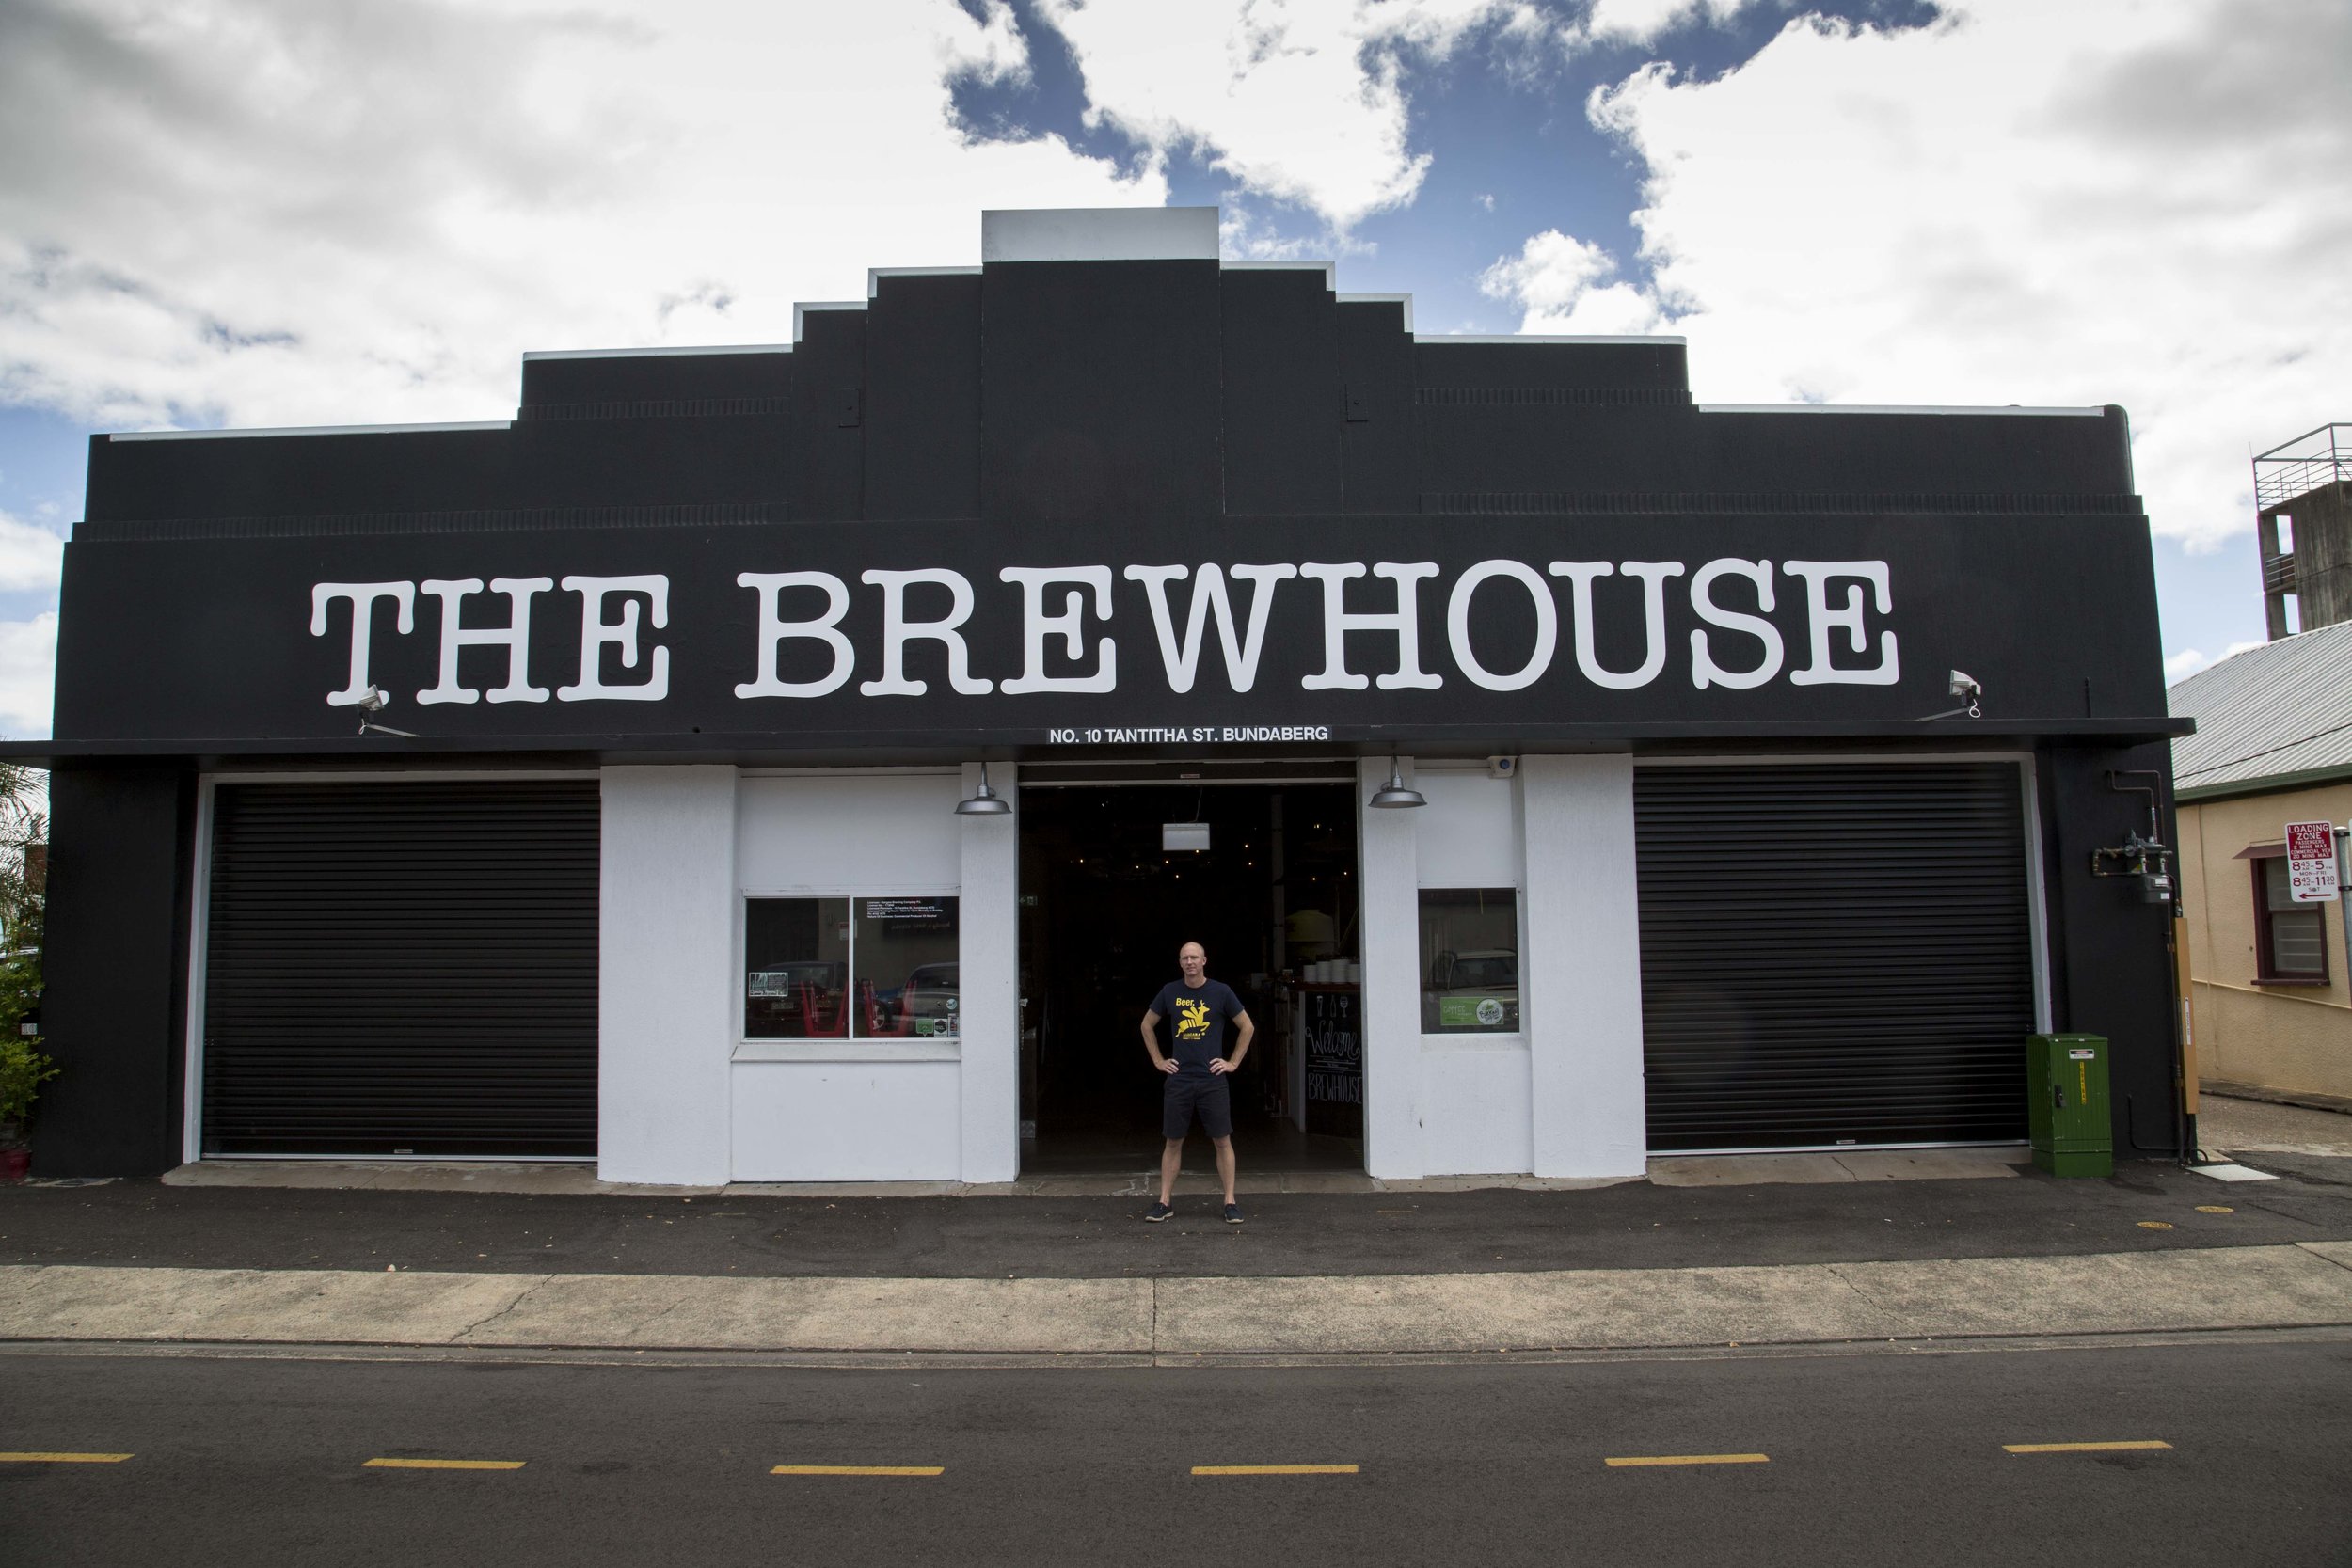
[1634,763,2034,1151]
[201,780,599,1156]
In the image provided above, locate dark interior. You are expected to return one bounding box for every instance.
[1018,782,1363,1174]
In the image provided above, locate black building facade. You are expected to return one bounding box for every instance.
[20,207,2188,1185]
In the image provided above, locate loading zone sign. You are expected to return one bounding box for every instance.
[2285,821,2340,902]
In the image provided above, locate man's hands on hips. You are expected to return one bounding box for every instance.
[1208,1058,1234,1075]
[1157,1057,1180,1075]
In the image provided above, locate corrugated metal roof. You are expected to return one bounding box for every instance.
[2168,620,2352,798]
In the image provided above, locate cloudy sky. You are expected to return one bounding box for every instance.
[0,0,2344,738]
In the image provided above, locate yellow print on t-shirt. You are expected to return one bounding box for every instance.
[1176,998,1214,1041]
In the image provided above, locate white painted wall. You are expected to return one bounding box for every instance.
[598,766,739,1185]
[731,1060,961,1181]
[738,773,962,891]
[1520,754,1648,1179]
[1410,768,1519,889]
[1420,1040,1534,1174]
[957,761,1020,1182]
[726,770,970,1183]
[1358,756,1424,1179]
[1411,764,1533,1176]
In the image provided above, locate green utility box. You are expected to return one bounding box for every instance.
[2026,1033,2113,1178]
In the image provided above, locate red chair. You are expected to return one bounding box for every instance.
[798,979,848,1037]
[860,980,914,1037]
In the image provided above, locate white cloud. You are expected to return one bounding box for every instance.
[1035,0,1518,233]
[0,0,1158,433]
[1580,0,1748,44]
[0,611,56,739]
[1565,0,2352,549]
[0,512,66,594]
[1479,227,1675,334]
[2164,648,2208,683]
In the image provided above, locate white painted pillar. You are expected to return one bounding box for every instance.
[597,765,738,1185]
[1519,753,1647,1179]
[958,762,1020,1182]
[1358,756,1423,1179]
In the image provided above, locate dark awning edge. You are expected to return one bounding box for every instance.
[0,714,2194,769]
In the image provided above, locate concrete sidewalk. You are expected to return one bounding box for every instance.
[5,1243,2350,1359]
[8,1110,2348,1360]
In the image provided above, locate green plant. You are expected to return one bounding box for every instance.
[0,1036,56,1128]
[0,758,45,1136]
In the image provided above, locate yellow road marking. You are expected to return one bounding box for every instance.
[2004,1441,2171,1455]
[2195,1205,2233,1214]
[2137,1221,2175,1230]
[771,1465,944,1477]
[363,1458,526,1470]
[1192,1465,1360,1476]
[1605,1453,1770,1467]
[0,1452,133,1464]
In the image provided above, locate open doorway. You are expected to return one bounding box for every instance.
[1018,778,1364,1175]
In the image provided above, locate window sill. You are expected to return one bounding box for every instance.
[2250,977,2331,989]
[1420,1033,1529,1051]
[733,1039,962,1064]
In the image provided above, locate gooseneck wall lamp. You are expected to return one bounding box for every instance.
[955,762,1013,816]
[1367,756,1426,809]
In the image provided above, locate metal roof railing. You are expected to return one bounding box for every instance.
[2255,423,2351,512]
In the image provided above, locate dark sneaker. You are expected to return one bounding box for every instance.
[1144,1201,1174,1223]
[1223,1203,1245,1225]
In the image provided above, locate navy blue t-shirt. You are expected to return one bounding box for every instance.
[1150,979,1246,1076]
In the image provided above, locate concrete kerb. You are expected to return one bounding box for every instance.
[8,1242,2352,1359]
[156,1146,2026,1198]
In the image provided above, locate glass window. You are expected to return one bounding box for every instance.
[1420,888,1518,1033]
[745,897,850,1037]
[744,895,961,1038]
[2256,858,2328,982]
[854,897,961,1038]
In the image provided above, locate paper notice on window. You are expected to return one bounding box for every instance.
[2284,820,2340,902]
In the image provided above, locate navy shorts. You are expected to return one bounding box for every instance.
[1163,1073,1233,1139]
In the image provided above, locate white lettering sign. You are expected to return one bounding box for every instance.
[418,577,551,705]
[309,581,415,706]
[1549,560,1685,690]
[858,568,993,697]
[1123,563,1295,694]
[306,555,1915,716]
[1785,561,1899,687]
[1446,560,1557,693]
[557,575,669,703]
[1298,562,1443,691]
[2285,820,2339,903]
[998,565,1116,694]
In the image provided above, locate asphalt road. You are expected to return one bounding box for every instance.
[6,1155,2350,1279]
[2,1337,2347,1567]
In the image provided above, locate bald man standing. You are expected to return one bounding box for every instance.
[1139,940,1254,1224]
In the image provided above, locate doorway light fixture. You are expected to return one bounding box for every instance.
[956,763,1013,816]
[1368,757,1425,809]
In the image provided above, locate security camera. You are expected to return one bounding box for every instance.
[357,687,389,712]
[1947,670,1981,700]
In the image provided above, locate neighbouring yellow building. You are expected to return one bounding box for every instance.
[2170,621,2352,1104]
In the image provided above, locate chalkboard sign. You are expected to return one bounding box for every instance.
[1302,987,1362,1139]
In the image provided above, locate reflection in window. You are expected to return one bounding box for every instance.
[744,895,961,1038]
[2256,858,2328,982]
[853,897,961,1038]
[745,898,850,1037]
[1420,888,1518,1033]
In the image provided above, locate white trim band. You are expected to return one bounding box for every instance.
[1698,404,2108,417]
[522,344,790,361]
[111,422,510,442]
